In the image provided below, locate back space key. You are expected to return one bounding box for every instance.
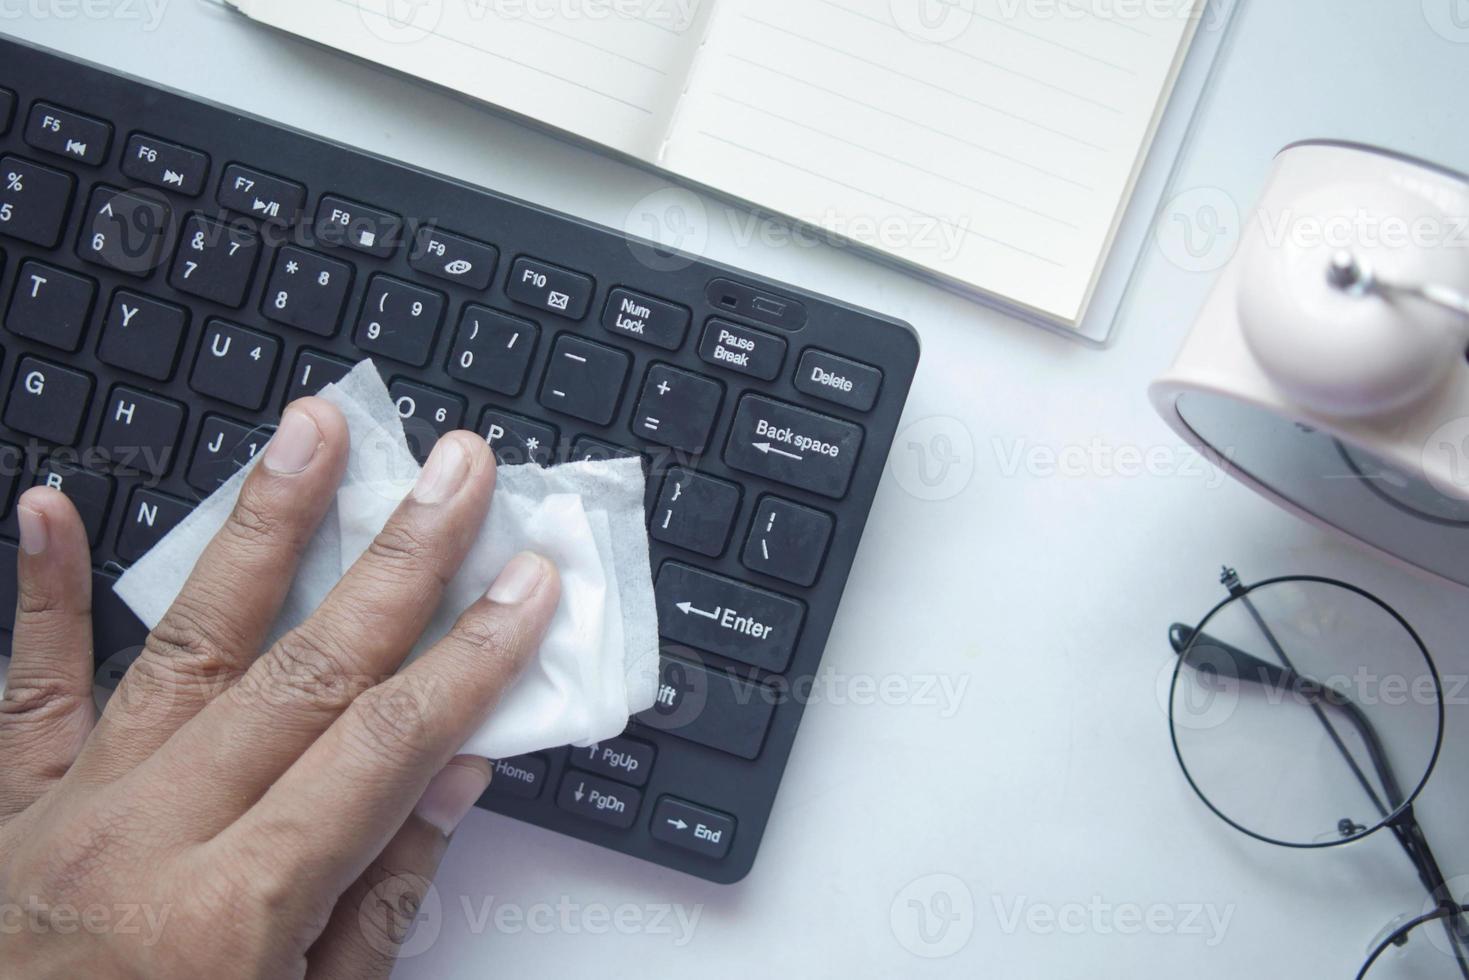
[724,395,863,499]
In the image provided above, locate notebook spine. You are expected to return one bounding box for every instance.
[656,7,718,166]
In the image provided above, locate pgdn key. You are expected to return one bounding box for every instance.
[656,562,805,673]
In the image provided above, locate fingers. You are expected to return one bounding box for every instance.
[210,553,557,918]
[305,757,490,980]
[0,488,95,814]
[137,431,497,833]
[74,398,349,784]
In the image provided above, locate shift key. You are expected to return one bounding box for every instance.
[724,395,864,499]
[656,562,804,673]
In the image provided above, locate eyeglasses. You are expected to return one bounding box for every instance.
[1166,568,1467,978]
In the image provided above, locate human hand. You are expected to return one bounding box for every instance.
[0,398,560,979]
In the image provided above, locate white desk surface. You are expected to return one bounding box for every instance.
[5,2,1469,977]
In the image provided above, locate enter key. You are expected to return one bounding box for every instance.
[656,562,805,673]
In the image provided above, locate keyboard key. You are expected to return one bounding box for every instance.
[487,755,548,800]
[446,305,537,396]
[35,461,113,546]
[601,287,690,349]
[0,442,22,515]
[4,356,93,444]
[655,562,805,673]
[0,154,75,248]
[6,260,96,351]
[92,566,150,665]
[190,320,280,410]
[24,103,112,166]
[724,395,864,499]
[650,468,740,558]
[650,797,735,859]
[262,246,353,337]
[795,349,883,412]
[698,319,786,381]
[97,290,189,381]
[0,89,12,134]
[479,408,556,467]
[555,771,641,829]
[285,350,352,404]
[353,275,445,367]
[742,496,834,588]
[315,195,402,258]
[170,216,261,308]
[567,436,638,464]
[116,488,193,563]
[410,226,497,290]
[631,364,721,453]
[218,164,304,224]
[77,185,171,276]
[568,736,656,787]
[636,656,777,761]
[188,415,272,493]
[538,335,629,425]
[95,386,186,478]
[390,380,464,462]
[506,256,593,320]
[121,134,209,197]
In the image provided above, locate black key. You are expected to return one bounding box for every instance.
[35,461,113,546]
[96,290,189,381]
[4,357,93,444]
[650,797,735,859]
[446,305,537,396]
[190,320,280,410]
[479,408,556,467]
[0,442,22,515]
[0,89,12,134]
[116,488,193,563]
[699,319,786,381]
[486,755,548,800]
[567,436,638,464]
[0,154,74,248]
[218,164,304,224]
[724,395,864,499]
[506,256,593,320]
[567,736,656,787]
[187,415,272,494]
[91,567,149,667]
[353,275,445,367]
[655,562,805,673]
[122,134,209,197]
[24,103,112,166]
[390,380,464,462]
[410,226,497,290]
[630,364,721,453]
[538,335,629,426]
[5,260,96,351]
[742,496,834,588]
[795,349,883,412]
[262,246,353,337]
[650,468,740,558]
[315,195,402,258]
[77,185,171,276]
[170,216,261,308]
[555,771,641,829]
[95,386,186,477]
[0,539,15,635]
[636,656,777,761]
[285,350,352,404]
[601,287,690,350]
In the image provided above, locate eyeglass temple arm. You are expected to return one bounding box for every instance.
[1168,624,1406,809]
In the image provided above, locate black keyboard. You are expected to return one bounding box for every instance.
[0,37,919,883]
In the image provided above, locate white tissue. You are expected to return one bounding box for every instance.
[114,360,659,759]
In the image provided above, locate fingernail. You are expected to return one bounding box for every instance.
[263,409,322,475]
[487,552,545,604]
[414,756,492,837]
[17,505,47,556]
[412,436,471,505]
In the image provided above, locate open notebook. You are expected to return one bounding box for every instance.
[225,0,1211,335]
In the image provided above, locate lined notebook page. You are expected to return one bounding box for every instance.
[229,0,716,158]
[660,0,1203,325]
